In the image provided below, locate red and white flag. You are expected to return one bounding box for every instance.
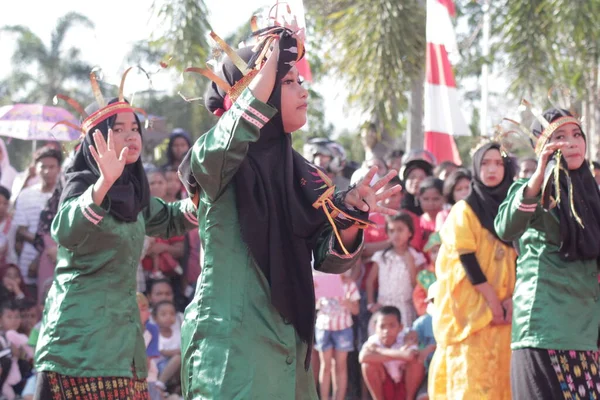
[424,0,468,165]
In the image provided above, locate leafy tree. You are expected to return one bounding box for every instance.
[1,12,94,105]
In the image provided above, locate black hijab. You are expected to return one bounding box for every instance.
[60,98,150,222]
[531,108,600,261]
[465,142,514,246]
[179,42,331,367]
[400,159,434,216]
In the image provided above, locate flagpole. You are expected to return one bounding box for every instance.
[480,0,490,136]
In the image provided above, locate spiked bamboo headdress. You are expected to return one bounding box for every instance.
[501,87,585,227]
[52,67,151,137]
[182,19,305,116]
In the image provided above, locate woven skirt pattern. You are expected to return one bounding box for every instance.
[35,370,149,400]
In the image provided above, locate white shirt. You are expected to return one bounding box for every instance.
[372,247,426,304]
[13,184,52,284]
[158,330,181,364]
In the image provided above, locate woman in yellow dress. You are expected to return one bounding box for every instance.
[429,142,516,399]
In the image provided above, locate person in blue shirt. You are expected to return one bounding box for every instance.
[413,282,437,400]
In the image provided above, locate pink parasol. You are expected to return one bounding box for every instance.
[0,104,82,141]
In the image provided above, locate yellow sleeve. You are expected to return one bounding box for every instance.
[440,200,479,255]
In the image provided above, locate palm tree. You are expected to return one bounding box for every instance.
[2,12,94,104]
[305,0,426,154]
[149,0,212,72]
[490,0,600,157]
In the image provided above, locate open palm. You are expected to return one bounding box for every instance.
[89,129,129,184]
[344,167,401,215]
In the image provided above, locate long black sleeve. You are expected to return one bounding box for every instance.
[459,252,487,285]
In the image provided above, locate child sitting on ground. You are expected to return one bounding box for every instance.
[137,293,162,400]
[360,306,424,400]
[412,283,438,400]
[153,300,181,394]
[0,301,33,399]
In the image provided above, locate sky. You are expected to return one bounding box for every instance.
[0,1,516,142]
[0,0,362,133]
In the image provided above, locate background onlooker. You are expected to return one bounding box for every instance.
[13,146,62,296]
[315,270,360,400]
[0,140,17,192]
[359,306,424,400]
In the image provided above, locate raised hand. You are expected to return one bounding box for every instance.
[343,167,402,215]
[89,129,129,185]
[525,140,568,198]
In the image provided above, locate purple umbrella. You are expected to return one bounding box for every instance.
[0,104,82,142]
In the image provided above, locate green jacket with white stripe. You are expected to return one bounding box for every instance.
[35,185,198,378]
[495,179,600,351]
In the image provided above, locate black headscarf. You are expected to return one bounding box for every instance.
[465,142,514,246]
[531,108,600,261]
[179,42,330,367]
[399,159,434,215]
[60,98,150,222]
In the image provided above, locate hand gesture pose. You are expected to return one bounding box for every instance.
[525,140,569,198]
[89,129,129,185]
[344,167,402,215]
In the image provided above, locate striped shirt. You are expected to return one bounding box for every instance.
[315,281,360,331]
[13,184,52,284]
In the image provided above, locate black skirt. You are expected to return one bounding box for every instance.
[511,348,600,400]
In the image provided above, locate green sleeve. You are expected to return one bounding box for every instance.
[144,197,198,239]
[313,227,364,274]
[191,88,278,202]
[494,179,541,242]
[51,185,109,250]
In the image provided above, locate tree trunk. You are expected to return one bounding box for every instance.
[407,68,425,151]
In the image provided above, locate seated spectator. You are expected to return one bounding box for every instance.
[153,300,181,395]
[137,293,162,400]
[0,265,30,303]
[360,306,424,400]
[412,283,438,400]
[20,276,52,400]
[0,186,16,267]
[0,301,33,399]
[147,279,184,331]
[16,299,37,337]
